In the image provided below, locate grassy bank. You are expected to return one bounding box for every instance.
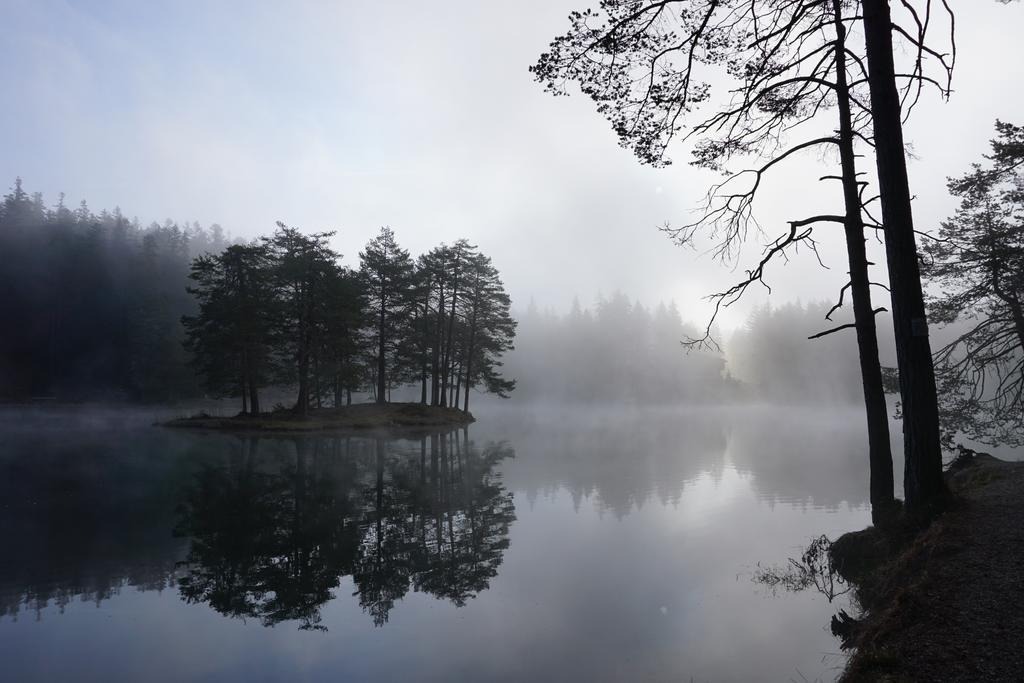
[833,454,1024,682]
[163,402,474,433]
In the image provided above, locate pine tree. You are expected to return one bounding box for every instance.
[359,227,415,403]
[459,252,517,413]
[922,121,1024,446]
[182,243,274,414]
[264,223,341,415]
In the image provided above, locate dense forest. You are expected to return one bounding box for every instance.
[0,181,516,413]
[0,178,228,401]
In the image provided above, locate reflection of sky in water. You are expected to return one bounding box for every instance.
[0,405,921,682]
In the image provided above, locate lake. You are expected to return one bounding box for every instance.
[0,404,888,682]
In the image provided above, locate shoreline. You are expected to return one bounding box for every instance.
[162,402,475,434]
[833,453,1024,681]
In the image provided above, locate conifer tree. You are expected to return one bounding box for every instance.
[359,227,415,403]
[264,223,342,415]
[923,121,1024,446]
[183,243,274,414]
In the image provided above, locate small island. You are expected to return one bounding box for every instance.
[164,402,474,434]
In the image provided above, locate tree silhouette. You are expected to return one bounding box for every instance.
[532,0,956,513]
[923,121,1024,447]
[359,227,416,403]
[861,0,951,513]
[263,224,346,415]
[458,252,517,412]
[183,244,274,414]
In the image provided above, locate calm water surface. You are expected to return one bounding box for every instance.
[0,404,883,682]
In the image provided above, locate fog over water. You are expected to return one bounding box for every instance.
[1,405,880,682]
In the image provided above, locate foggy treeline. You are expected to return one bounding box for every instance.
[506,294,897,405]
[0,174,902,409]
[508,295,730,404]
[0,178,229,401]
[0,180,516,413]
[727,302,897,404]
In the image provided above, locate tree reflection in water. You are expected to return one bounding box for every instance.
[176,429,515,629]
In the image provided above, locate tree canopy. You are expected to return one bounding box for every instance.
[923,121,1024,446]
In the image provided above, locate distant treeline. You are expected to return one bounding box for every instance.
[0,180,516,411]
[508,294,731,403]
[727,301,897,403]
[507,295,896,404]
[0,178,228,401]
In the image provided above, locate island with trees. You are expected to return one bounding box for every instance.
[170,225,517,431]
[0,191,516,432]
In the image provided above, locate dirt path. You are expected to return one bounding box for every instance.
[843,456,1024,681]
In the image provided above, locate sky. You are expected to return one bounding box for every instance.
[2,0,1022,331]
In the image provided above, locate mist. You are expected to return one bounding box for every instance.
[3,1,1024,681]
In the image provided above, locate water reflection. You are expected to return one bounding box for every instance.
[482,405,882,515]
[0,406,882,682]
[177,432,514,629]
[0,432,190,620]
[0,428,514,629]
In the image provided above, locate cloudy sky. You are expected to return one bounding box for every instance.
[2,0,1022,329]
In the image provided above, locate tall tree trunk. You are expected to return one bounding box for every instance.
[440,256,462,406]
[420,298,430,405]
[296,343,310,416]
[314,355,321,409]
[862,0,947,513]
[444,334,459,408]
[376,297,387,404]
[295,279,311,417]
[463,303,478,414]
[417,284,430,403]
[834,0,895,519]
[244,344,260,415]
[249,377,260,415]
[432,289,445,406]
[241,373,248,415]
[463,345,475,414]
[453,360,462,409]
[449,360,458,407]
